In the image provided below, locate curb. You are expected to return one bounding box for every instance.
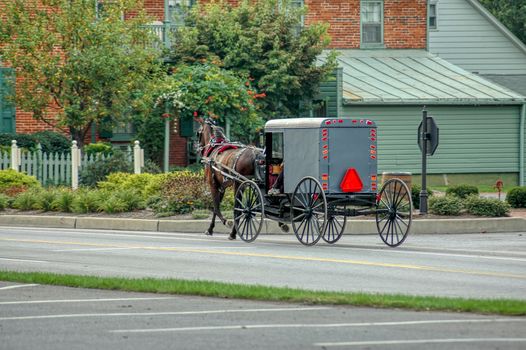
[0,215,524,235]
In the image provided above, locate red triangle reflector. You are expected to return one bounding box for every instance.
[340,168,363,193]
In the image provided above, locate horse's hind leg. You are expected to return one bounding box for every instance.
[228,183,239,240]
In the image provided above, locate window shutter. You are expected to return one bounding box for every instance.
[0,68,16,133]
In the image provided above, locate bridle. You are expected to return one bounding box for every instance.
[196,119,224,156]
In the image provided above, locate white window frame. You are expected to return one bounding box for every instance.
[429,2,438,30]
[360,0,384,48]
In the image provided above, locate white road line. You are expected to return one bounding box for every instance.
[314,338,526,347]
[0,307,329,321]
[52,247,142,252]
[0,284,39,291]
[109,318,526,333]
[0,257,49,263]
[0,297,176,305]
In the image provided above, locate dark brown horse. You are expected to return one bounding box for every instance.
[196,118,262,240]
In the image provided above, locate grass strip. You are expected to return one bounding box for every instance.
[1,270,525,316]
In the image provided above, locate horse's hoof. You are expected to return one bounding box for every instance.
[228,235,236,240]
[205,230,213,236]
[278,223,289,233]
[225,220,234,228]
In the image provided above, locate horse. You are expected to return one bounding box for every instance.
[196,117,262,240]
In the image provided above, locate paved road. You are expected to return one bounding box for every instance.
[0,226,525,299]
[1,282,526,350]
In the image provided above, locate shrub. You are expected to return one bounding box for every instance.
[53,189,75,212]
[79,150,132,187]
[13,190,40,210]
[97,173,156,199]
[72,190,103,213]
[0,133,38,151]
[429,196,463,216]
[506,186,526,208]
[142,159,162,174]
[98,196,127,214]
[158,170,212,214]
[32,131,70,153]
[0,194,10,210]
[464,196,510,217]
[446,184,479,199]
[35,189,58,211]
[113,189,145,211]
[411,184,433,209]
[83,142,113,157]
[0,169,40,195]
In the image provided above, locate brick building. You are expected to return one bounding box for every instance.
[1,0,429,167]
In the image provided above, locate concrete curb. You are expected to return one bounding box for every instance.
[0,214,524,235]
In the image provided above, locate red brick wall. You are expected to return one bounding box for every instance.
[169,121,187,166]
[305,0,426,49]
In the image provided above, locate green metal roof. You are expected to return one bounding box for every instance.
[321,50,526,105]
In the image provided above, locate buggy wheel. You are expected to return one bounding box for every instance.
[291,176,327,246]
[376,178,413,247]
[234,180,265,243]
[322,214,347,244]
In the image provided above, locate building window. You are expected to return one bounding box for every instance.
[429,3,437,29]
[169,0,195,27]
[361,0,383,46]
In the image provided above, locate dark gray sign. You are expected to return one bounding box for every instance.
[418,116,439,156]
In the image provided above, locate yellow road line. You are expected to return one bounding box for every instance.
[2,237,525,280]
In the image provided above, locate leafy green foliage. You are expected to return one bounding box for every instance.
[32,131,71,153]
[506,186,526,208]
[97,196,127,214]
[0,0,163,146]
[0,169,40,196]
[158,64,262,143]
[411,184,433,210]
[97,172,156,199]
[169,0,337,120]
[480,0,526,44]
[83,142,113,157]
[464,196,511,217]
[152,171,212,214]
[35,189,58,212]
[72,190,103,213]
[112,189,145,212]
[53,189,75,213]
[0,194,10,210]
[446,184,479,199]
[429,196,463,216]
[79,150,132,187]
[13,189,40,211]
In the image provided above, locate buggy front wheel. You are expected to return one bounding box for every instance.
[291,176,327,246]
[234,180,265,243]
[375,178,413,247]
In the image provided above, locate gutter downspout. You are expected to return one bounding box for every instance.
[520,103,525,186]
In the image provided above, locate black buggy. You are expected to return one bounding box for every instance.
[224,118,413,246]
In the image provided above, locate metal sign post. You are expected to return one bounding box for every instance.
[418,107,440,215]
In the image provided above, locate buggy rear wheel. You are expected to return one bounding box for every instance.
[291,177,327,246]
[322,214,347,244]
[234,180,265,243]
[376,178,413,247]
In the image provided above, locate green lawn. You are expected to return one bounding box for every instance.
[1,270,525,316]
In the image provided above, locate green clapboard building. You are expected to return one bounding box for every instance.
[317,49,526,186]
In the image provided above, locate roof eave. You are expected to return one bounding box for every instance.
[343,98,526,106]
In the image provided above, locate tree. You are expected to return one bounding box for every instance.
[0,0,163,146]
[157,63,262,143]
[479,0,526,44]
[170,0,337,120]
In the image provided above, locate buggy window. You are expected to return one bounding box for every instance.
[271,132,283,159]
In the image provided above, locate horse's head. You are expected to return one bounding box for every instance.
[195,118,226,155]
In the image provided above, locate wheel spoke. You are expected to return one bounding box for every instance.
[293,213,306,221]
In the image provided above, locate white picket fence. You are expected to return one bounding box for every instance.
[3,140,144,188]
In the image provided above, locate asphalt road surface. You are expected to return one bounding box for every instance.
[0,226,525,299]
[1,282,526,350]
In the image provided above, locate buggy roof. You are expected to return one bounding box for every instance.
[265,118,375,131]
